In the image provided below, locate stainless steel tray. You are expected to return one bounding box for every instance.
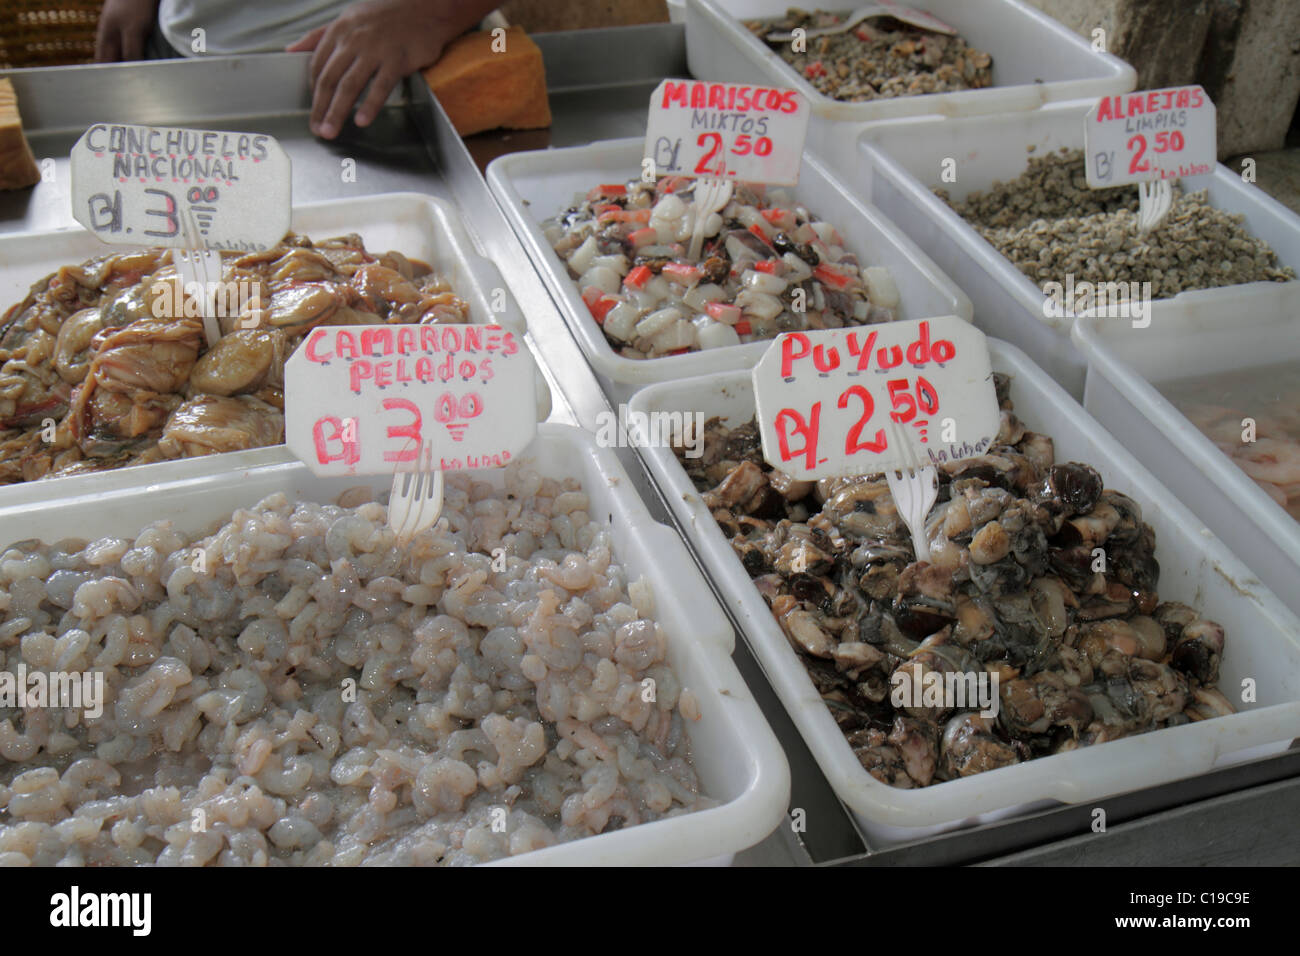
[3,29,1297,866]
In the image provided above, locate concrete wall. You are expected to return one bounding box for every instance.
[1025,0,1212,87]
[1026,0,1300,157]
[1199,0,1300,156]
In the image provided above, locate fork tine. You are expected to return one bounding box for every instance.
[688,176,732,262]
[387,440,419,539]
[388,440,445,544]
[388,471,408,533]
[900,418,918,474]
[419,453,445,531]
[410,443,443,538]
[181,210,222,347]
[886,414,909,473]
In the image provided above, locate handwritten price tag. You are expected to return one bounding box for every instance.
[644,80,810,186]
[751,316,1000,481]
[1085,86,1217,188]
[70,123,291,250]
[283,324,538,478]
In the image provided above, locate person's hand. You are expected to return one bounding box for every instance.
[95,0,160,62]
[289,0,484,140]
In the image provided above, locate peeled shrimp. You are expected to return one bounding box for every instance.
[1257,481,1288,507]
[1235,437,1300,486]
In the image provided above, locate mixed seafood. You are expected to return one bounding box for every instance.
[0,234,470,484]
[676,374,1235,788]
[747,8,994,102]
[1165,361,1300,521]
[544,177,899,359]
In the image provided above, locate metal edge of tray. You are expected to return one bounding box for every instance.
[451,23,1300,867]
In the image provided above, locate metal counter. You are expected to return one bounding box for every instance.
[3,25,1297,866]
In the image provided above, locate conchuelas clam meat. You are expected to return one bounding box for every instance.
[0,233,471,485]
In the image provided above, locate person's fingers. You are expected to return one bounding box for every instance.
[122,23,146,61]
[286,25,325,53]
[308,23,342,86]
[319,57,381,139]
[309,40,351,132]
[352,66,402,129]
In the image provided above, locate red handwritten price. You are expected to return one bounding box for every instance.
[1085,86,1217,188]
[644,80,810,186]
[310,391,497,470]
[285,324,537,477]
[751,317,1000,480]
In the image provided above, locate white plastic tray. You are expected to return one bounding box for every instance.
[855,102,1300,398]
[685,0,1136,170]
[0,423,790,867]
[629,339,1300,845]
[0,192,547,508]
[1073,284,1300,620]
[486,137,971,401]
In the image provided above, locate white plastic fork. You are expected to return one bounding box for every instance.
[1137,178,1173,234]
[687,177,733,262]
[765,2,959,42]
[387,440,445,544]
[176,209,224,347]
[884,415,939,563]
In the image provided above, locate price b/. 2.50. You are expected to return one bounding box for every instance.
[1126,129,1186,175]
[777,375,940,470]
[693,131,774,176]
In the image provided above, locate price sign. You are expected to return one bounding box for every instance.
[284,324,538,478]
[644,80,810,186]
[70,123,291,250]
[1085,86,1217,188]
[751,316,1000,481]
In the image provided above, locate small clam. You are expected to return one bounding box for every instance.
[272,248,337,283]
[266,283,342,330]
[53,308,106,384]
[353,264,422,317]
[189,329,287,396]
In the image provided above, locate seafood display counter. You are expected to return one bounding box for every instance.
[2,24,1298,867]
